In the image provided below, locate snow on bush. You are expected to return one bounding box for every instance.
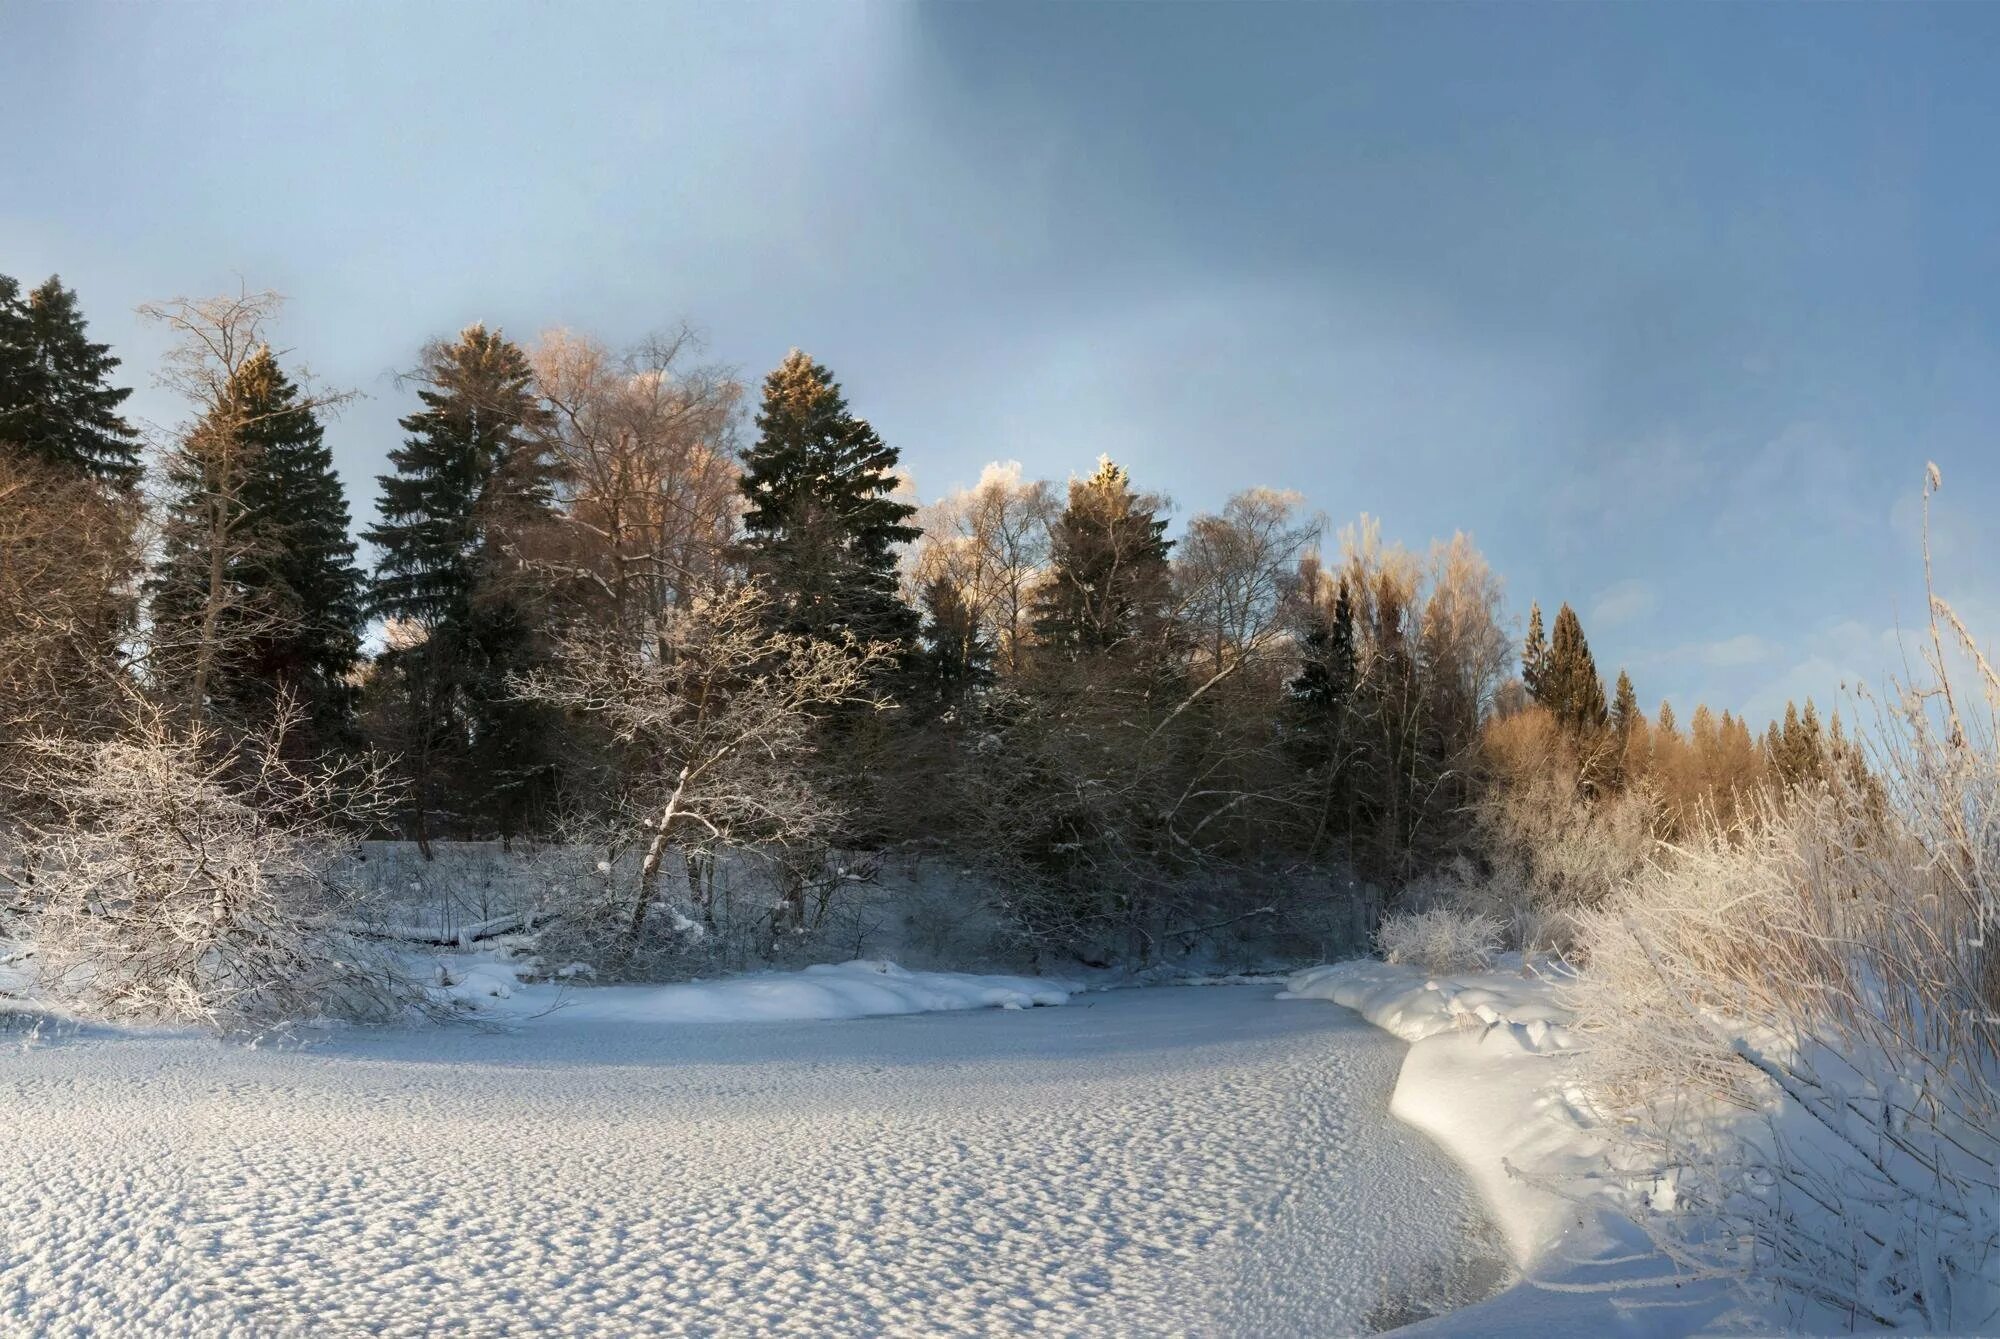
[1564,473,2000,1331]
[1,703,425,1030]
[1375,907,1501,973]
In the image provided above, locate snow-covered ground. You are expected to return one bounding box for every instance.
[1,983,1507,1336]
[1281,959,1760,1337]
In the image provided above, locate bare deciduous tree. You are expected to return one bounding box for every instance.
[512,581,893,969]
[531,327,743,633]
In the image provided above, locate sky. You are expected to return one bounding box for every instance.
[4,1,1998,726]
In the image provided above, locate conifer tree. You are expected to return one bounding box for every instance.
[1657,700,1678,738]
[1286,577,1359,849]
[151,347,364,742]
[0,274,141,488]
[1542,603,1608,732]
[739,350,919,648]
[367,325,549,626]
[1030,457,1173,658]
[365,325,559,838]
[1521,601,1548,702]
[912,575,992,716]
[1610,668,1639,736]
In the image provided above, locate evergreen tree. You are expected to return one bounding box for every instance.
[1521,601,1548,702]
[151,347,363,742]
[1285,577,1359,843]
[1657,699,1678,738]
[1030,457,1173,658]
[1541,603,1608,732]
[366,324,549,626]
[364,325,560,841]
[1288,578,1358,721]
[0,274,141,488]
[912,575,992,716]
[739,350,919,647]
[1610,668,1639,736]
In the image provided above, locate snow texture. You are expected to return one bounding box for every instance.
[1,983,1507,1336]
[1281,958,1760,1337]
[440,956,1078,1024]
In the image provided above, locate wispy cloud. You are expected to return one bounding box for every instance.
[1590,578,1656,629]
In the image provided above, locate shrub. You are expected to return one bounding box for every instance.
[1564,471,2000,1330]
[1377,907,1501,973]
[3,703,423,1031]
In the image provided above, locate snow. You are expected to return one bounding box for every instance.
[1280,958,1761,1337]
[0,983,1509,1335]
[439,955,1079,1023]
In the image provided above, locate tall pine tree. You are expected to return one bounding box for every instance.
[367,325,551,626]
[0,273,142,489]
[739,350,919,648]
[1030,457,1173,659]
[1541,603,1608,732]
[1521,601,1548,702]
[1610,668,1639,737]
[365,325,560,841]
[151,347,364,743]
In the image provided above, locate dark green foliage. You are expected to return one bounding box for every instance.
[1611,668,1640,737]
[364,325,563,840]
[0,274,141,488]
[1521,601,1547,703]
[913,575,992,717]
[150,347,364,743]
[1030,458,1172,659]
[739,350,919,648]
[1540,603,1608,733]
[366,325,551,626]
[1286,577,1357,758]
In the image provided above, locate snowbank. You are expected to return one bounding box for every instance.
[441,955,1078,1026]
[1281,958,1754,1336]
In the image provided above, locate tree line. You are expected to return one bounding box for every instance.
[0,271,1866,972]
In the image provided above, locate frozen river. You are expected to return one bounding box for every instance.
[1,984,1507,1336]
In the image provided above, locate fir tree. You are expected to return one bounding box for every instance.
[1542,603,1608,732]
[151,347,364,741]
[365,325,560,841]
[1030,457,1173,658]
[1610,668,1639,736]
[1521,601,1548,703]
[1657,700,1678,738]
[366,324,549,626]
[739,350,919,647]
[1285,576,1358,793]
[0,274,141,488]
[912,575,992,716]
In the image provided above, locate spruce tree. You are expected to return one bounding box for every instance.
[0,274,141,488]
[151,347,363,741]
[912,575,992,716]
[1542,603,1608,732]
[1657,700,1678,738]
[366,325,549,626]
[365,325,559,840]
[1610,668,1639,736]
[1521,601,1548,703]
[1030,457,1173,658]
[739,350,919,648]
[1285,576,1358,801]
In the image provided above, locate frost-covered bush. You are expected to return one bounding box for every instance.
[1376,907,1501,973]
[1566,475,2000,1330]
[2,704,424,1030]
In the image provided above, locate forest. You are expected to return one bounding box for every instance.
[0,271,1880,996]
[5,270,1999,1330]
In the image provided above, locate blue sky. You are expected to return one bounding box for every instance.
[4,2,1998,725]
